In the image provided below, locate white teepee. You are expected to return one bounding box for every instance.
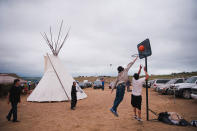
[27,21,87,102]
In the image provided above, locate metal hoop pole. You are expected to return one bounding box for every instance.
[145,56,149,121]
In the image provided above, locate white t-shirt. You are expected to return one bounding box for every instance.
[132,77,146,96]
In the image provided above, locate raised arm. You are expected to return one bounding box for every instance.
[125,56,138,71]
[144,66,149,80]
[138,65,142,75]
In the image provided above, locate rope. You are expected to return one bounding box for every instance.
[149,108,158,116]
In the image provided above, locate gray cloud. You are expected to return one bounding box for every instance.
[0,0,197,77]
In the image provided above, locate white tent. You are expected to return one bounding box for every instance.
[0,74,26,84]
[27,21,87,102]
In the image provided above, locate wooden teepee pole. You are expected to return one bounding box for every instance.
[41,20,70,56]
[56,20,63,48]
[57,27,70,54]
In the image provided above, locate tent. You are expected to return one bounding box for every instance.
[0,74,26,84]
[27,21,87,102]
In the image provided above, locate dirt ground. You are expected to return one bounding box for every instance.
[0,87,197,131]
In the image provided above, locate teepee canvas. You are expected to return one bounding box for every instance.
[27,21,87,102]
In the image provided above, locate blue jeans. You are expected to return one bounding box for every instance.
[112,84,125,112]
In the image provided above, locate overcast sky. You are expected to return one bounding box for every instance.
[0,0,197,77]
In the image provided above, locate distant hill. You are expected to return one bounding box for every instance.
[149,71,197,80]
[21,77,41,83]
[0,73,41,84]
[0,73,20,78]
[0,73,26,84]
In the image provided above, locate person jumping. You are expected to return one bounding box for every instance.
[110,56,138,117]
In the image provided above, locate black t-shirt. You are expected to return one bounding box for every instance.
[71,85,77,95]
[9,85,21,103]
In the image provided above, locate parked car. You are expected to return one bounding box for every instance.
[167,78,187,95]
[143,80,155,88]
[148,80,155,87]
[78,82,85,89]
[93,80,103,89]
[174,76,197,99]
[151,79,170,91]
[84,82,93,88]
[191,85,197,100]
[157,78,185,95]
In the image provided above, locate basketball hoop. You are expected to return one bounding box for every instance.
[131,54,143,65]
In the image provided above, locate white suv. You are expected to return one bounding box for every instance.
[152,79,170,91]
[174,76,197,99]
[191,85,197,100]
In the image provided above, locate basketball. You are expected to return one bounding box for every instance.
[139,45,145,52]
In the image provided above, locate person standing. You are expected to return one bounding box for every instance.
[110,56,138,117]
[101,78,105,91]
[71,82,77,110]
[131,65,149,122]
[6,79,21,122]
[71,81,83,110]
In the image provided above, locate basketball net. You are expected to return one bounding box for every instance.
[131,54,139,57]
[131,54,143,67]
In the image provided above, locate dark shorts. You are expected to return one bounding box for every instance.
[131,94,142,110]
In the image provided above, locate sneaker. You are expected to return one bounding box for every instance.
[133,115,137,119]
[137,118,143,122]
[71,108,75,110]
[110,108,119,117]
[12,120,20,122]
[6,116,10,121]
